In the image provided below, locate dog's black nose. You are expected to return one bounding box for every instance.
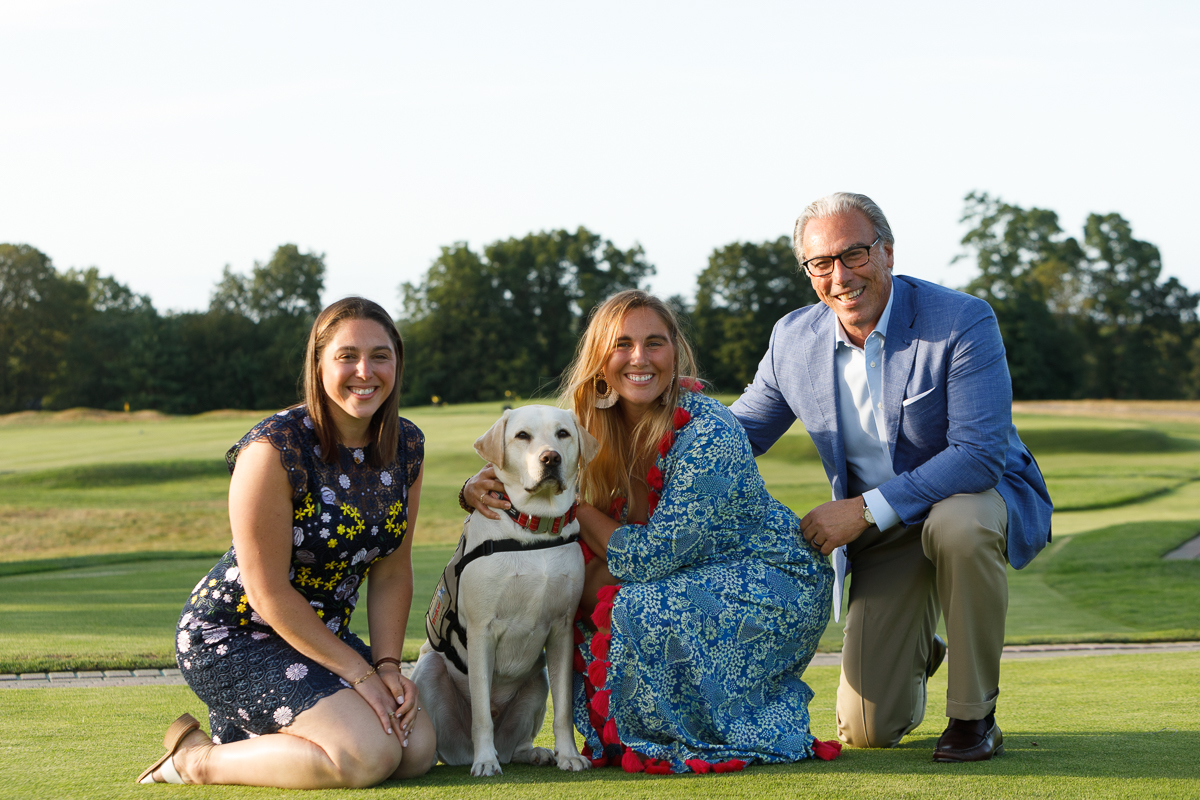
[540,450,562,466]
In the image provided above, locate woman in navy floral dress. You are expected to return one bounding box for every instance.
[137,297,436,788]
[465,291,838,774]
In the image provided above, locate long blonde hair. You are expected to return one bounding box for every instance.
[302,297,405,468]
[560,290,699,508]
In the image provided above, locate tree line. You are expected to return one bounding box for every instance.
[0,244,324,414]
[2,193,1197,416]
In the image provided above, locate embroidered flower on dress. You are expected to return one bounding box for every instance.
[285,663,309,681]
[293,527,304,546]
[203,627,229,644]
[211,735,221,744]
[320,528,330,538]
[303,415,314,429]
[251,631,269,641]
[321,512,331,523]
[238,708,250,720]
[320,486,336,504]
[250,611,265,625]
[177,630,191,653]
[380,471,392,486]
[353,448,365,463]
[339,474,350,489]
[326,618,340,632]
[314,444,323,458]
[216,644,227,655]
[225,565,240,583]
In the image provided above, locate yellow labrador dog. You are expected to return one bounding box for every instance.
[412,405,597,776]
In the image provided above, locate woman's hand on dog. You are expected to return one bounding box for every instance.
[377,665,421,747]
[464,466,510,520]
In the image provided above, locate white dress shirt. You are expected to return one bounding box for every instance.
[833,287,902,533]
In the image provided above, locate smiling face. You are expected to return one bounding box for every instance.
[319,318,397,444]
[802,210,894,347]
[604,306,676,422]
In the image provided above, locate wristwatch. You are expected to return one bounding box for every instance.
[861,498,875,527]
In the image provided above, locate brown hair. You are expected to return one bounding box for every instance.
[560,290,698,508]
[301,297,404,468]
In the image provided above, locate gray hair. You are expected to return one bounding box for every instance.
[792,192,894,265]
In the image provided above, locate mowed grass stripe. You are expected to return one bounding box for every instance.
[2,654,1198,799]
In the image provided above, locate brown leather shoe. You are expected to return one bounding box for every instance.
[932,715,1004,762]
[926,634,947,679]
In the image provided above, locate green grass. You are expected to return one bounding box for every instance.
[2,400,1200,672]
[2,653,1198,799]
[4,518,1196,673]
[0,545,456,672]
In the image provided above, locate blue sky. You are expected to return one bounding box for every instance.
[2,1,1197,314]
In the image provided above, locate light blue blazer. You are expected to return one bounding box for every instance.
[730,275,1053,612]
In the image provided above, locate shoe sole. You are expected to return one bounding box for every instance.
[135,713,201,784]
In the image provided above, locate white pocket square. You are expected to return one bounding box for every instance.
[902,387,936,407]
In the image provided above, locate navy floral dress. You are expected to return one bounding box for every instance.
[175,407,423,744]
[574,391,834,773]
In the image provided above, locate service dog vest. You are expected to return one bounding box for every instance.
[425,518,580,675]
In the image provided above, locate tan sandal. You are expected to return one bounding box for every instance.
[136,713,201,784]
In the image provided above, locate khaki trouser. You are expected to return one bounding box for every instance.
[836,489,1008,748]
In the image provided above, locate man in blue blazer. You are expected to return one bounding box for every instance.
[730,192,1052,762]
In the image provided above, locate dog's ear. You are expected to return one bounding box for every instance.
[474,410,509,468]
[575,417,599,467]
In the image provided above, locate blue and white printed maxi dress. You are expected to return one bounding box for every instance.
[574,390,834,773]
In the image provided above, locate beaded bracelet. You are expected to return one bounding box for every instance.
[374,657,402,670]
[350,666,377,687]
[458,479,473,513]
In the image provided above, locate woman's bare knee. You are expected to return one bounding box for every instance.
[391,713,437,780]
[325,736,403,787]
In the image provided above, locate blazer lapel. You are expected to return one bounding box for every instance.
[883,277,919,461]
[801,308,848,498]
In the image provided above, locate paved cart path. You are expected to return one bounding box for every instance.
[6,641,1199,689]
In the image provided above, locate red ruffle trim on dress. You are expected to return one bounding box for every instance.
[812,739,842,760]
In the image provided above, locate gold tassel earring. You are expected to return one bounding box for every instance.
[594,372,618,409]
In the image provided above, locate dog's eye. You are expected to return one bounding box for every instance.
[555,429,571,439]
[514,431,531,441]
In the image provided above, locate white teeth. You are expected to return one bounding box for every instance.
[839,287,864,302]
[626,374,654,383]
[350,388,375,396]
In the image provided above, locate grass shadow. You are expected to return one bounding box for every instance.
[1020,427,1200,454]
[0,460,228,489]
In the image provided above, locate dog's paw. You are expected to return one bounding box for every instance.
[525,746,555,766]
[555,752,591,772]
[470,757,503,777]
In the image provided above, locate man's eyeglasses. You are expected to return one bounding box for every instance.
[801,237,881,277]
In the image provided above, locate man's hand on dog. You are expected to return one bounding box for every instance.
[464,466,510,520]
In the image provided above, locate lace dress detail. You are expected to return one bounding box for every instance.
[176,407,424,744]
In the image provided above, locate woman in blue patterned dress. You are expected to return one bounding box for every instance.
[137,297,436,787]
[464,290,837,774]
